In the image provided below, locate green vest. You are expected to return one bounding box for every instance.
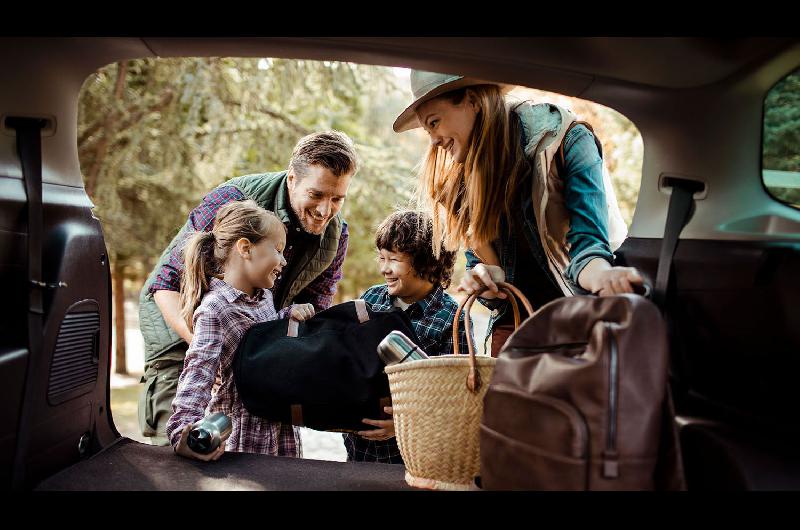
[138,171,344,362]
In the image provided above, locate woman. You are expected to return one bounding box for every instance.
[394,70,643,356]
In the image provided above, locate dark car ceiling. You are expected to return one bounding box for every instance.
[2,36,797,192]
[142,37,798,92]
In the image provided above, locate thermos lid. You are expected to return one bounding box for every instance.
[187,428,213,454]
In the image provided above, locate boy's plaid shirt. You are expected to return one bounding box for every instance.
[343,283,474,464]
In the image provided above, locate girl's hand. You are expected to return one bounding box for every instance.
[174,423,228,462]
[457,264,507,300]
[356,406,396,441]
[290,303,316,321]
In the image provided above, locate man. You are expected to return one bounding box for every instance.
[137,130,358,445]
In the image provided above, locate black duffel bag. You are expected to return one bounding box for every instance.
[232,299,421,432]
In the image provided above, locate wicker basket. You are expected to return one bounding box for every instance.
[385,282,533,490]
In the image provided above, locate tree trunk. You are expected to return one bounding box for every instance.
[85,61,127,198]
[112,262,128,375]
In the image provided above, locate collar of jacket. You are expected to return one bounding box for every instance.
[372,284,445,316]
[209,277,267,304]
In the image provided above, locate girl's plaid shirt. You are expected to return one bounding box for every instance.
[166,277,302,457]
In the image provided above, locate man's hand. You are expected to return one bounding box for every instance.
[457,263,507,299]
[290,303,316,321]
[356,406,396,441]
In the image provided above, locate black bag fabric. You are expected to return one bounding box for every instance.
[232,300,421,432]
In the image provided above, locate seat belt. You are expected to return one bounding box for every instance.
[653,177,705,310]
[651,176,703,492]
[652,177,705,382]
[7,116,48,489]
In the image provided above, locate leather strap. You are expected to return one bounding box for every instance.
[454,282,533,393]
[288,300,369,337]
[354,299,369,323]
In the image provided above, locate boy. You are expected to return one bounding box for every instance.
[344,210,473,464]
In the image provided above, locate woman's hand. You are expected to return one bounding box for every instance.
[457,263,507,300]
[290,303,316,321]
[173,422,228,462]
[579,258,644,296]
[356,407,396,441]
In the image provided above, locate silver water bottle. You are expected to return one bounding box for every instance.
[187,412,232,454]
[377,330,430,366]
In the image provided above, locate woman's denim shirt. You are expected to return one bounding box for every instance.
[465,121,614,332]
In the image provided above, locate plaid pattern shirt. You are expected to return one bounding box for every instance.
[149,185,348,312]
[166,277,303,456]
[343,283,473,464]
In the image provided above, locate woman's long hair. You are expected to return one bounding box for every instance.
[415,85,531,255]
[179,199,284,331]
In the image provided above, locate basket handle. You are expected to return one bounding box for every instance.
[452,281,534,393]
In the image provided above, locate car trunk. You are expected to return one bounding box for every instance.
[2,37,800,490]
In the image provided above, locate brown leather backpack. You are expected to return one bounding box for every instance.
[477,283,686,490]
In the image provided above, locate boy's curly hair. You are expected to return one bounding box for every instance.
[375,210,457,289]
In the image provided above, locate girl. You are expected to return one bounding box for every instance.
[166,199,316,461]
[394,70,644,356]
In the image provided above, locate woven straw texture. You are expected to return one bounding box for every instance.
[385,355,496,489]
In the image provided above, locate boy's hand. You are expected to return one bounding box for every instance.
[174,423,228,462]
[357,407,395,441]
[290,303,316,321]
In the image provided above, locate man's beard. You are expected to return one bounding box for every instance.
[294,207,329,235]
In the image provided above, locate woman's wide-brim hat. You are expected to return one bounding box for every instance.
[393,70,514,133]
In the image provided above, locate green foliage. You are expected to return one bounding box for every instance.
[763,69,800,208]
[78,59,643,303]
[78,58,426,298]
[764,69,800,172]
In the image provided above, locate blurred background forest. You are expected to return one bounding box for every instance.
[77,57,645,379]
[763,69,800,208]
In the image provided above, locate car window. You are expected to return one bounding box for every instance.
[763,67,800,209]
[78,57,642,454]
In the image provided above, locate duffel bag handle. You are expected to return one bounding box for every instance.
[453,281,534,393]
[287,299,370,337]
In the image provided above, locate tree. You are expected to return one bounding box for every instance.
[78,59,423,372]
[763,69,800,208]
[79,59,645,374]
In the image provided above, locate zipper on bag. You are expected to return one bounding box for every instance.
[603,323,620,479]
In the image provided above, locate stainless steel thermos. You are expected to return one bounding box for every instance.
[377,330,429,366]
[187,412,232,454]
